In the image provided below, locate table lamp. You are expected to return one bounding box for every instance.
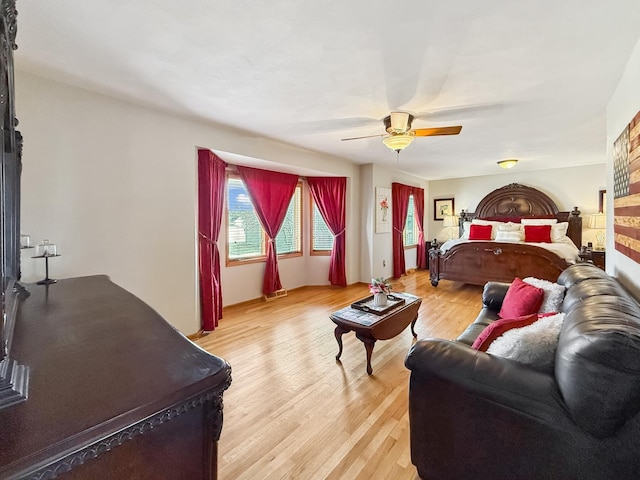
[588,213,606,249]
[442,214,460,241]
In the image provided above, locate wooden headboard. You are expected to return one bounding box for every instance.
[458,183,582,247]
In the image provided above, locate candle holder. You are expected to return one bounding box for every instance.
[32,240,61,285]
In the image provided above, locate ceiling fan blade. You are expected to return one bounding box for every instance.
[413,126,462,137]
[341,134,386,141]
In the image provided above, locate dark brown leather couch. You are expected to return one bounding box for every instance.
[405,263,640,480]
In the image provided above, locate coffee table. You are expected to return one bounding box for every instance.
[330,292,421,375]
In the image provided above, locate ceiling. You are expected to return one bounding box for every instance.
[14,1,640,180]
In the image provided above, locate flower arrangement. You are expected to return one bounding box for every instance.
[369,277,392,295]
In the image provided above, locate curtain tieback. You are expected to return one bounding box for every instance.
[393,227,404,233]
[334,229,345,237]
[199,232,217,245]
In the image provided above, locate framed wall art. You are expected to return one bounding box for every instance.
[434,198,454,221]
[375,187,391,233]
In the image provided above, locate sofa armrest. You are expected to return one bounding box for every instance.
[482,281,510,312]
[405,338,574,430]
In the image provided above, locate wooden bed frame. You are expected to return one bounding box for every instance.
[428,183,582,287]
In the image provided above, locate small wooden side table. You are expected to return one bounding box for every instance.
[330,292,421,375]
[591,249,606,270]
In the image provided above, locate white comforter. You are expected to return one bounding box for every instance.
[439,236,580,264]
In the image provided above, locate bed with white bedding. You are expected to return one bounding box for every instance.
[428,183,582,287]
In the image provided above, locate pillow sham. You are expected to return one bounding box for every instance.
[523,277,565,313]
[495,230,523,242]
[524,224,552,243]
[461,221,472,239]
[471,313,538,352]
[521,218,558,225]
[471,219,501,239]
[498,277,545,318]
[550,222,569,243]
[497,222,522,232]
[486,313,566,372]
[469,224,492,240]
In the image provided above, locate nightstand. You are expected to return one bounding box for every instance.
[591,249,606,270]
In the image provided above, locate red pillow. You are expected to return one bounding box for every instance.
[498,277,545,319]
[472,313,538,351]
[524,224,552,243]
[469,224,492,240]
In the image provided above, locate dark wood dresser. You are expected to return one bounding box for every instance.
[0,275,231,480]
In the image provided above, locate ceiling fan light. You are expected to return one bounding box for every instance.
[383,134,414,152]
[497,159,518,169]
[389,112,411,132]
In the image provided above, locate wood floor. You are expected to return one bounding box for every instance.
[196,270,483,480]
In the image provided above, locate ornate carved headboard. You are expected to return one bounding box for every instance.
[459,183,582,247]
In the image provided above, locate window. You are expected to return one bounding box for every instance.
[403,194,418,247]
[311,200,334,254]
[226,175,301,264]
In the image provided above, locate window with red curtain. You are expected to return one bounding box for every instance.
[197,149,227,331]
[307,177,347,286]
[392,182,412,278]
[236,166,299,295]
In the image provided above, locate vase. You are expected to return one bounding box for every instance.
[374,292,387,307]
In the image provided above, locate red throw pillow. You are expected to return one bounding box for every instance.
[524,224,552,243]
[472,313,539,351]
[498,277,545,319]
[469,224,492,240]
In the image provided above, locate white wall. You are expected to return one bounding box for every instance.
[16,70,362,333]
[607,36,640,298]
[427,164,606,246]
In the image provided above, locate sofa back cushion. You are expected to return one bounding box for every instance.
[555,292,640,438]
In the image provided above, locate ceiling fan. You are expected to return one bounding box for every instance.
[341,112,462,153]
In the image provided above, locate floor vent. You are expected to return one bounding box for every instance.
[264,289,288,301]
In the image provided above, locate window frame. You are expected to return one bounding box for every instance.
[225,173,303,266]
[403,194,419,250]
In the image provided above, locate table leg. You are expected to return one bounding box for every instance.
[334,325,348,361]
[411,314,418,338]
[356,333,376,375]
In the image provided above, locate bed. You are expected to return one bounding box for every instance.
[428,183,582,287]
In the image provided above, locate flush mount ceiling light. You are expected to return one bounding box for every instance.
[382,133,415,152]
[497,159,518,169]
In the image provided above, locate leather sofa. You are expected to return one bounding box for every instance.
[405,263,640,480]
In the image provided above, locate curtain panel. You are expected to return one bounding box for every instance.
[307,177,347,286]
[236,165,299,295]
[392,182,412,278]
[412,187,426,269]
[197,149,227,331]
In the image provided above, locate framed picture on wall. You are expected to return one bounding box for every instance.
[375,187,391,233]
[434,198,454,221]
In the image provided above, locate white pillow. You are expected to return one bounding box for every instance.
[521,218,558,225]
[461,221,472,239]
[487,313,565,372]
[495,230,523,242]
[523,277,566,313]
[550,222,569,242]
[497,222,523,232]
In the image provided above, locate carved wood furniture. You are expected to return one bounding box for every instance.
[330,292,421,375]
[429,184,582,287]
[0,275,231,479]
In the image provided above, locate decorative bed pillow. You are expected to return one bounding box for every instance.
[471,219,502,239]
[524,224,552,243]
[461,221,472,239]
[521,218,558,225]
[468,224,493,240]
[497,222,522,232]
[495,230,524,242]
[486,313,566,372]
[550,222,569,242]
[471,313,538,352]
[498,277,545,318]
[523,277,566,313]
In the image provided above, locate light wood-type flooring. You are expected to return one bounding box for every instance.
[196,269,483,479]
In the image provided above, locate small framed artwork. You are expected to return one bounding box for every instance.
[434,198,454,221]
[375,187,391,233]
[598,189,606,214]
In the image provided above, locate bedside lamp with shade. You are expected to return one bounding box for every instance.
[442,214,460,241]
[588,213,606,249]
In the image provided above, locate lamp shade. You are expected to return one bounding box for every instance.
[442,214,459,227]
[382,134,414,152]
[497,159,518,169]
[588,213,606,229]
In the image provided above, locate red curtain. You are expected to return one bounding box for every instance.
[197,149,227,331]
[236,165,299,295]
[307,177,347,286]
[392,182,412,279]
[413,187,426,269]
